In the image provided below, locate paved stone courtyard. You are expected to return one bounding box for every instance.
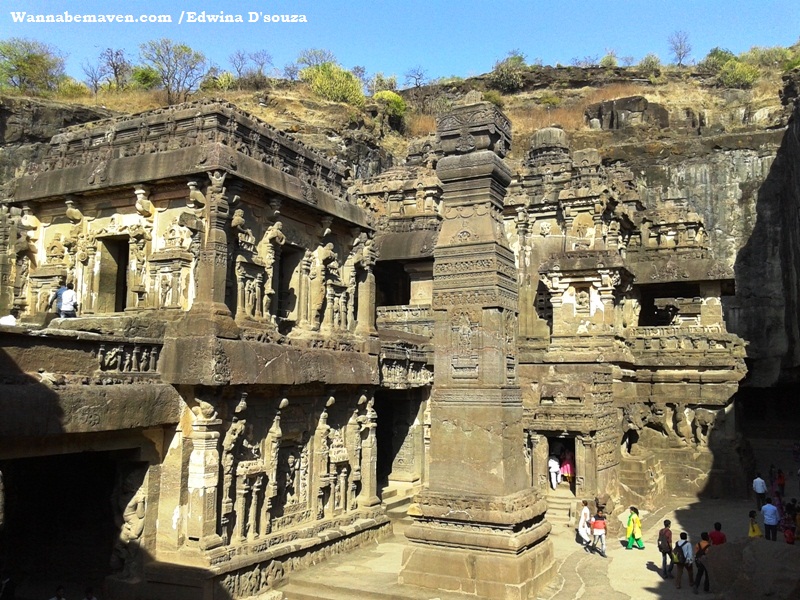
[277,496,780,600]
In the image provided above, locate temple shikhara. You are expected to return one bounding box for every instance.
[0,95,752,599]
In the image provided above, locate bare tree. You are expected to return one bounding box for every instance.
[229,50,249,79]
[82,60,108,96]
[249,50,273,75]
[99,48,131,90]
[404,65,428,88]
[668,31,692,67]
[283,63,300,81]
[139,39,208,104]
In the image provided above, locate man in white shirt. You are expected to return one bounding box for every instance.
[753,473,767,509]
[0,308,19,326]
[60,283,78,318]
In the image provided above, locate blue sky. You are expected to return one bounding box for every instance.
[2,0,799,85]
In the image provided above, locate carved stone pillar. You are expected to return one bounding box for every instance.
[400,102,554,599]
[576,434,597,497]
[358,396,380,508]
[186,403,223,550]
[355,269,377,336]
[297,252,312,329]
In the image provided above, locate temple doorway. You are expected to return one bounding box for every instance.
[546,435,576,495]
[374,389,426,500]
[0,451,128,599]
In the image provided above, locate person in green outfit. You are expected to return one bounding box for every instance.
[626,506,644,549]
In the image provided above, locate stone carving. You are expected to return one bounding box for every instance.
[110,466,147,579]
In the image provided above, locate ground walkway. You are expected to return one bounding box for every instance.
[277,495,800,600]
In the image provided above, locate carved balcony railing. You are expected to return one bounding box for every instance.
[376,304,434,338]
[627,325,746,367]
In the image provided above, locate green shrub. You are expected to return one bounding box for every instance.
[57,77,90,98]
[488,51,526,93]
[785,55,800,72]
[373,90,406,117]
[539,94,561,108]
[300,62,365,107]
[638,53,662,76]
[130,65,161,90]
[717,59,760,88]
[482,89,504,108]
[699,47,735,73]
[739,45,791,69]
[599,54,618,68]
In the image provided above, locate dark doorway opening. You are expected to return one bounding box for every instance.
[374,390,424,497]
[0,452,120,598]
[547,435,576,495]
[97,236,130,313]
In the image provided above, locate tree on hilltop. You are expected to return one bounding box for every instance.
[139,39,208,104]
[0,37,65,94]
[668,31,692,67]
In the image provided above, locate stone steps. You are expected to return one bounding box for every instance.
[546,490,576,528]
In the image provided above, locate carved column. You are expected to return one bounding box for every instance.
[358,396,380,508]
[576,434,596,497]
[355,268,377,336]
[400,101,554,599]
[185,402,223,550]
[190,172,233,318]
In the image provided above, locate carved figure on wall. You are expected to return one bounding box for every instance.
[262,221,286,318]
[221,397,248,542]
[309,243,340,330]
[110,468,146,579]
[159,273,172,307]
[46,234,66,263]
[693,407,719,447]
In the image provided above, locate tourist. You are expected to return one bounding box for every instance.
[560,449,575,484]
[47,279,67,317]
[673,532,695,590]
[657,519,674,578]
[49,586,66,600]
[81,587,98,600]
[748,510,763,537]
[625,506,644,550]
[776,469,786,496]
[60,283,78,318]
[761,497,780,541]
[708,521,727,545]
[590,508,607,558]
[547,455,560,490]
[578,499,592,551]
[753,473,767,508]
[693,531,711,594]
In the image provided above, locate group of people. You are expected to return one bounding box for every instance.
[576,499,608,557]
[547,449,576,490]
[48,280,79,318]
[657,519,723,594]
[752,470,799,543]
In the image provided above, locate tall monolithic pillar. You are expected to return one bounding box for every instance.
[399,101,554,599]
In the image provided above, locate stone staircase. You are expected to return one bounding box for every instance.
[381,482,418,536]
[546,483,577,530]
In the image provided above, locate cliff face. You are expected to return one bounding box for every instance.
[0,96,112,192]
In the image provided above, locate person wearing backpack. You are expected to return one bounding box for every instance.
[693,531,711,594]
[673,532,695,590]
[657,519,674,579]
